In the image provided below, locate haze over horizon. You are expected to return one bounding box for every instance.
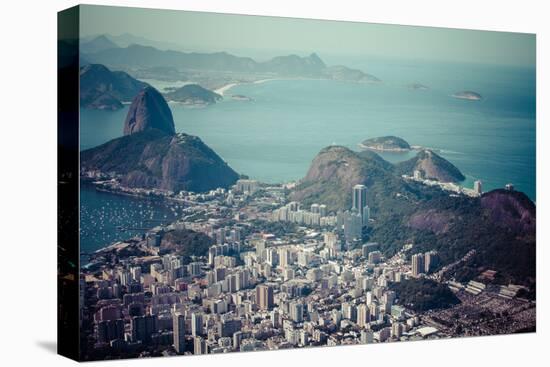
[79,5,536,68]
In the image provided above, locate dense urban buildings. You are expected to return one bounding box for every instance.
[79,182,535,360]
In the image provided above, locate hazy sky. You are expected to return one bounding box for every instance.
[80,5,535,67]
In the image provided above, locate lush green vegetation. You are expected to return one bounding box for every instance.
[361,136,411,150]
[165,84,222,103]
[293,147,536,287]
[161,229,214,263]
[390,278,460,312]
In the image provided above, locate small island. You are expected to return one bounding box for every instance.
[407,83,429,90]
[360,136,411,152]
[452,90,482,101]
[164,83,222,105]
[231,94,254,101]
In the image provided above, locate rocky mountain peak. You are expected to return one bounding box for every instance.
[123,86,175,136]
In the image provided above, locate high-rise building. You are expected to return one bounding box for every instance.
[474,180,483,195]
[411,253,425,277]
[344,210,362,243]
[194,336,208,355]
[368,251,382,264]
[235,179,259,194]
[391,322,403,338]
[324,232,340,254]
[290,302,304,323]
[191,312,203,337]
[362,242,378,258]
[256,284,274,310]
[319,204,327,217]
[279,248,292,268]
[97,319,124,344]
[424,250,439,273]
[413,170,424,180]
[173,313,186,354]
[131,314,158,344]
[357,304,369,327]
[362,205,371,226]
[361,329,374,344]
[352,184,368,213]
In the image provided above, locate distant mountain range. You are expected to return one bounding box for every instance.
[81,36,380,82]
[80,64,148,110]
[80,35,119,54]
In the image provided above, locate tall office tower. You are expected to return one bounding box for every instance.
[474,180,483,195]
[319,204,327,217]
[424,250,439,273]
[352,184,368,212]
[357,304,370,328]
[411,253,425,277]
[173,313,186,354]
[290,302,304,323]
[191,312,204,337]
[256,284,274,310]
[362,205,371,226]
[131,314,158,344]
[344,210,362,243]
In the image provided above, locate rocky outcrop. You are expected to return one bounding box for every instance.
[81,130,239,192]
[260,53,327,76]
[123,87,175,136]
[481,189,536,237]
[322,65,380,82]
[291,145,405,210]
[80,63,148,110]
[82,86,239,192]
[396,149,465,182]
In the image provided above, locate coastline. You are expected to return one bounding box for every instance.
[214,78,281,96]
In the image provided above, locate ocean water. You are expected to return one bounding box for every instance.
[79,58,536,253]
[80,185,183,257]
